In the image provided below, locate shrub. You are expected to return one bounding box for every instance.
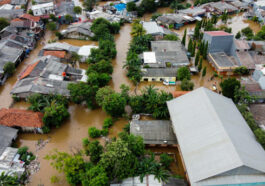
[88,127,101,138]
[103,118,113,129]
[160,153,173,169]
[177,66,190,81]
[234,66,249,75]
[3,62,15,76]
[180,79,194,91]
[101,128,109,136]
[18,146,28,155]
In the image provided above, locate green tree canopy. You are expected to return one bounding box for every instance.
[177,66,191,81]
[220,77,241,100]
[3,62,15,76]
[74,6,82,14]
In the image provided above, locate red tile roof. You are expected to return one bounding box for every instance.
[171,91,190,98]
[11,18,23,22]
[20,14,40,22]
[43,50,66,58]
[0,0,11,5]
[19,61,40,80]
[0,108,44,128]
[205,31,232,36]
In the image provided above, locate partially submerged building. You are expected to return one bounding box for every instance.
[130,120,177,146]
[11,55,87,98]
[0,108,44,133]
[32,2,54,16]
[61,22,95,40]
[167,87,265,185]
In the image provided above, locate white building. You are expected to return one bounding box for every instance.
[167,87,265,186]
[32,2,54,16]
[78,45,98,62]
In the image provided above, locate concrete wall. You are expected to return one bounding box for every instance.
[141,76,176,82]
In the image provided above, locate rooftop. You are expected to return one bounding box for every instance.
[250,104,265,127]
[0,108,43,128]
[43,50,67,58]
[130,120,177,145]
[209,52,238,68]
[20,14,40,22]
[167,87,265,185]
[205,31,232,36]
[0,125,18,155]
[141,68,177,77]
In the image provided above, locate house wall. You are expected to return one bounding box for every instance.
[65,32,90,40]
[141,76,176,82]
[22,127,43,133]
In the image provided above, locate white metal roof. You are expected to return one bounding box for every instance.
[32,2,53,10]
[143,52,156,64]
[167,87,265,185]
[0,4,13,10]
[142,21,164,35]
[78,45,98,57]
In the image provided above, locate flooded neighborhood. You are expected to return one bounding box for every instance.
[1,0,265,185]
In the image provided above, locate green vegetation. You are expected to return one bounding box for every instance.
[181,28,187,46]
[241,27,254,40]
[126,2,137,12]
[18,146,36,165]
[129,85,173,119]
[0,17,9,31]
[27,94,69,133]
[84,0,96,11]
[160,153,173,170]
[46,132,171,185]
[74,6,82,14]
[180,79,194,91]
[3,62,15,76]
[163,34,179,41]
[234,66,249,75]
[88,127,102,138]
[0,172,20,185]
[177,66,191,81]
[220,78,241,101]
[202,66,207,77]
[65,14,73,24]
[47,22,57,31]
[235,31,241,39]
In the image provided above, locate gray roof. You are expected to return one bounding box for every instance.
[43,42,79,53]
[151,41,189,67]
[11,0,27,5]
[55,1,75,17]
[141,68,177,77]
[130,120,177,144]
[167,87,265,186]
[157,14,187,24]
[142,21,177,36]
[0,9,24,20]
[178,7,206,16]
[0,126,18,155]
[61,22,95,38]
[209,52,238,68]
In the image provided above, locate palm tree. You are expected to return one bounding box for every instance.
[131,23,146,37]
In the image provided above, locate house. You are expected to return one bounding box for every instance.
[142,21,178,40]
[253,65,265,90]
[242,81,265,103]
[203,31,241,75]
[201,1,238,14]
[87,10,127,23]
[0,8,23,20]
[157,13,191,29]
[178,7,206,17]
[250,104,265,129]
[10,0,27,6]
[78,45,98,62]
[11,55,87,98]
[0,126,24,177]
[140,40,189,82]
[5,33,36,50]
[111,175,187,186]
[55,1,78,24]
[167,87,265,185]
[10,18,32,30]
[130,120,177,146]
[0,108,44,133]
[0,41,24,85]
[32,2,54,16]
[18,14,44,34]
[228,0,249,11]
[0,0,11,6]
[61,22,95,40]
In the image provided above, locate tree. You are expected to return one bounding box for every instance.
[163,34,179,41]
[102,93,126,117]
[84,0,96,11]
[0,172,19,185]
[99,39,117,59]
[43,101,69,130]
[103,118,113,129]
[254,128,265,149]
[181,28,187,46]
[198,57,203,72]
[28,9,33,15]
[211,14,218,24]
[160,153,173,170]
[71,52,81,67]
[126,2,137,12]
[177,66,190,81]
[80,165,109,186]
[84,140,103,163]
[120,84,130,103]
[95,86,114,106]
[65,14,73,24]
[67,82,98,108]
[74,6,82,14]
[194,21,201,39]
[88,127,102,138]
[180,79,194,91]
[3,62,15,76]
[87,72,111,88]
[241,27,254,39]
[87,60,113,74]
[131,23,146,37]
[140,0,157,13]
[0,17,9,31]
[203,41,208,59]
[195,51,200,66]
[47,22,56,31]
[220,78,241,100]
[220,10,230,24]
[234,66,249,75]
[191,41,196,57]
[202,66,207,77]
[235,31,241,39]
[187,38,193,53]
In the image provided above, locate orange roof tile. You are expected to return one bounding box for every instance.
[11,18,23,22]
[20,61,40,80]
[0,0,11,5]
[0,108,44,128]
[43,50,66,58]
[20,14,40,22]
[171,91,190,98]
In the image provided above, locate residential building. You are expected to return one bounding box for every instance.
[142,21,178,40]
[11,55,87,98]
[61,22,95,40]
[130,120,177,146]
[178,7,206,17]
[0,8,23,20]
[111,175,187,186]
[167,87,265,185]
[250,104,265,129]
[140,40,189,82]
[77,45,98,62]
[242,81,265,103]
[0,108,44,133]
[157,13,193,29]
[55,1,78,24]
[253,65,265,90]
[0,125,18,155]
[10,0,27,6]
[32,2,54,16]
[87,10,125,23]
[227,0,249,11]
[201,1,238,14]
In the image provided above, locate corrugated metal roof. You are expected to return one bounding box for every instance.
[167,87,265,185]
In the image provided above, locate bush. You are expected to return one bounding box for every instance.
[3,62,15,76]
[55,32,63,39]
[47,22,57,31]
[18,146,28,155]
[234,66,249,75]
[123,123,130,133]
[103,118,113,129]
[88,127,102,138]
[254,128,265,149]
[180,79,194,91]
[101,128,109,136]
[177,66,190,81]
[160,153,173,169]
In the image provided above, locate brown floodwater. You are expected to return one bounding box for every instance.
[0,9,261,185]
